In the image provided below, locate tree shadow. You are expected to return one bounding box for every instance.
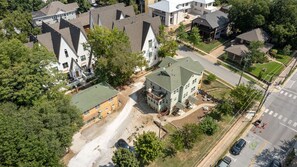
[162,146,177,160]
[98,162,114,167]
[254,138,296,167]
[178,45,192,52]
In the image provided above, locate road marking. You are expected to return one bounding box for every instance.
[280,90,284,94]
[278,115,283,120]
[280,123,297,132]
[293,122,297,127]
[264,109,269,113]
[289,81,296,88]
[273,113,278,117]
[294,96,297,99]
[289,94,293,97]
[288,120,293,125]
[269,111,273,115]
[227,154,237,162]
[284,92,288,96]
[283,117,288,122]
[282,88,297,95]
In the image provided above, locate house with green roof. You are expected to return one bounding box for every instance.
[71,83,119,124]
[145,57,204,114]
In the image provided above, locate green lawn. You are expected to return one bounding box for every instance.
[201,74,232,100]
[275,54,292,65]
[150,115,235,167]
[195,39,226,53]
[248,61,284,82]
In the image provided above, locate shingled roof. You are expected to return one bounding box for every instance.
[146,57,204,91]
[37,19,86,59]
[33,1,78,18]
[90,3,135,29]
[225,44,249,56]
[237,28,269,42]
[113,14,161,52]
[193,10,229,29]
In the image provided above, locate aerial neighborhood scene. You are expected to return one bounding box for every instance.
[2,0,297,167]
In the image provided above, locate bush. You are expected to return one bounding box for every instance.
[199,116,218,136]
[207,74,217,83]
[270,49,278,58]
[282,45,292,56]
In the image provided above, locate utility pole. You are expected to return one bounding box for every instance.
[238,56,250,85]
[256,75,274,113]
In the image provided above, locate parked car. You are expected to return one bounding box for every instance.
[115,139,135,153]
[216,156,232,167]
[230,138,246,155]
[269,159,281,167]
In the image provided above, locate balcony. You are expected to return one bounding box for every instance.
[147,89,166,102]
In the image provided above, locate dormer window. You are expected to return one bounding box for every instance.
[149,40,152,48]
[64,49,69,58]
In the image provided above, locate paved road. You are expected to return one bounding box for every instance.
[227,71,297,167]
[177,46,252,87]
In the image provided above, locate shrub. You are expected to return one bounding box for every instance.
[199,116,218,136]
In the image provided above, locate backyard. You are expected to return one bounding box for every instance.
[248,61,284,82]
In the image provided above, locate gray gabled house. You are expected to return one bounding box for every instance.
[145,57,204,114]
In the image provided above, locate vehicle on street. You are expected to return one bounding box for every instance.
[216,156,232,167]
[230,138,246,155]
[115,139,135,153]
[269,159,282,167]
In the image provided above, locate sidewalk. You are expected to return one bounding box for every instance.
[197,107,266,167]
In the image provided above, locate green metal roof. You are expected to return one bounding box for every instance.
[71,83,118,113]
[146,57,204,91]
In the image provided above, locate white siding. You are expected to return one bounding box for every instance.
[141,26,159,68]
[33,11,77,26]
[57,38,78,73]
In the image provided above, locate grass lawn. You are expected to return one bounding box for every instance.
[201,74,232,100]
[150,115,235,167]
[195,39,226,53]
[248,61,284,82]
[275,54,292,65]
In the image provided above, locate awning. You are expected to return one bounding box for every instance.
[188,95,199,104]
[175,102,186,109]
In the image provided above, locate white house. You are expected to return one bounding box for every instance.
[32,1,79,27]
[32,19,94,81]
[149,0,217,26]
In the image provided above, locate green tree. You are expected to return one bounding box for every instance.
[230,84,262,112]
[112,148,139,167]
[207,74,217,83]
[170,123,201,150]
[199,116,218,136]
[247,41,266,64]
[157,24,166,43]
[158,40,178,58]
[188,27,201,46]
[282,44,292,56]
[68,0,91,13]
[134,131,163,165]
[215,100,234,116]
[87,26,146,86]
[0,39,62,106]
[176,23,188,40]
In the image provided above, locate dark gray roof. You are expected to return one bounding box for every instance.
[32,1,78,18]
[237,28,269,42]
[225,44,249,57]
[90,3,135,29]
[113,14,161,52]
[146,57,204,91]
[37,19,86,59]
[192,10,229,29]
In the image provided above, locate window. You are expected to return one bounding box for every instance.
[154,55,157,60]
[148,40,152,48]
[192,78,197,84]
[81,55,86,61]
[149,52,152,58]
[195,2,197,6]
[200,3,202,7]
[62,62,68,69]
[191,87,196,92]
[64,49,69,57]
[186,3,188,6]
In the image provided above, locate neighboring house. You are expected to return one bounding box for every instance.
[71,83,119,124]
[90,3,161,69]
[145,57,204,114]
[32,19,94,81]
[75,11,91,33]
[149,0,217,26]
[191,10,229,40]
[32,1,79,27]
[225,28,273,64]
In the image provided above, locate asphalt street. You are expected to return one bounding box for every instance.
[227,71,297,167]
[177,46,251,87]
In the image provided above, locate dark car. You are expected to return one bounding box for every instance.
[216,156,232,167]
[230,138,246,155]
[269,159,281,167]
[115,139,135,153]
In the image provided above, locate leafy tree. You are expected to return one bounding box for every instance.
[229,0,270,32]
[158,40,178,58]
[230,84,262,112]
[176,23,188,40]
[207,74,217,83]
[188,27,201,46]
[199,116,218,136]
[68,0,91,13]
[0,39,62,106]
[112,148,139,167]
[87,26,146,86]
[170,123,201,150]
[134,131,163,165]
[157,24,166,43]
[247,41,266,64]
[215,100,234,116]
[282,44,292,56]
[1,10,40,42]
[99,0,118,5]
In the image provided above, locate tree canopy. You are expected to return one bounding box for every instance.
[112,148,139,167]
[87,26,146,86]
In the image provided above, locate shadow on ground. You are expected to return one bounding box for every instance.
[130,87,157,114]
